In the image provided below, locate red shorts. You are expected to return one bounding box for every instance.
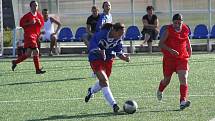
[24,35,39,48]
[90,59,113,78]
[163,57,189,77]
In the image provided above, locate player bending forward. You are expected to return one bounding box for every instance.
[85,22,130,113]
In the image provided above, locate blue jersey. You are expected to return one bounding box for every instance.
[95,13,112,32]
[88,29,123,62]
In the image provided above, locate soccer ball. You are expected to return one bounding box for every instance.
[123,100,138,114]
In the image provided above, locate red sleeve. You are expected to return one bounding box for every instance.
[37,12,44,27]
[20,14,28,28]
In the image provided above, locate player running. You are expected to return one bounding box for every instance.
[11,0,46,74]
[156,13,192,110]
[85,22,130,113]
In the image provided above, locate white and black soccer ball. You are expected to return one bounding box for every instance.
[123,100,138,114]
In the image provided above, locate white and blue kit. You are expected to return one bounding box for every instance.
[95,13,112,32]
[88,28,123,62]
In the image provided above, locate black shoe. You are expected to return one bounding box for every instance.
[85,88,93,103]
[11,60,17,71]
[36,69,46,74]
[113,104,120,113]
[180,100,191,110]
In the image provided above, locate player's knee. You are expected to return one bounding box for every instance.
[99,79,109,87]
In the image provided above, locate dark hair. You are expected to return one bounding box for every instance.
[101,22,125,31]
[102,1,110,9]
[42,9,48,12]
[146,6,154,11]
[30,1,36,7]
[172,13,183,21]
[101,23,113,30]
[113,22,125,31]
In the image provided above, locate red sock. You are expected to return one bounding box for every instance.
[33,55,40,70]
[15,54,28,64]
[158,81,167,92]
[180,84,188,102]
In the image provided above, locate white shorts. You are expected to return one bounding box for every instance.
[41,32,57,42]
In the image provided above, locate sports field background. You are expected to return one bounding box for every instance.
[13,0,215,32]
[0,53,214,121]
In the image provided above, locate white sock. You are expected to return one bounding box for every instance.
[102,86,116,107]
[91,81,102,94]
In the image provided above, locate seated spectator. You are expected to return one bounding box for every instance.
[39,9,61,56]
[141,6,159,53]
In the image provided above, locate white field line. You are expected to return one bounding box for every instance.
[209,118,215,121]
[0,94,214,103]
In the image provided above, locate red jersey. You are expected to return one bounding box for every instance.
[20,11,44,48]
[161,24,190,59]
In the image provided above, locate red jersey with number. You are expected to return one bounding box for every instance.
[20,12,44,48]
[161,24,190,59]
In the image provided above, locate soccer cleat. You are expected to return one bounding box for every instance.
[180,100,191,110]
[85,88,93,103]
[36,69,46,74]
[157,90,163,101]
[11,60,17,71]
[113,104,120,113]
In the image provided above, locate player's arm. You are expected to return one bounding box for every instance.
[159,28,179,56]
[118,53,130,62]
[142,18,158,30]
[186,38,192,57]
[86,24,93,36]
[50,17,61,35]
[20,16,36,28]
[114,43,130,62]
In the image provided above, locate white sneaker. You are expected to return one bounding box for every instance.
[157,90,163,101]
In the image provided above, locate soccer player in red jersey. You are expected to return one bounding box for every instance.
[156,13,192,110]
[11,1,46,74]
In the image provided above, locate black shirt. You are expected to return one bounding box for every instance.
[86,14,100,33]
[142,14,157,29]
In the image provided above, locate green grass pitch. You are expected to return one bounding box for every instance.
[0,53,215,121]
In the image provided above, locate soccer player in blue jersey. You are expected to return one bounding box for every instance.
[95,1,112,32]
[85,22,130,113]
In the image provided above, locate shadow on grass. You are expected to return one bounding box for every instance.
[0,77,86,86]
[138,107,181,112]
[26,108,182,121]
[27,111,127,121]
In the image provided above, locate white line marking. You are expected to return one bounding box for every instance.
[209,118,215,121]
[0,94,214,103]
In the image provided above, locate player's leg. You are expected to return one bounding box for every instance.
[11,48,32,71]
[50,34,57,55]
[96,70,119,113]
[32,48,46,74]
[147,41,152,53]
[176,58,190,110]
[177,70,190,110]
[157,58,174,101]
[141,33,150,46]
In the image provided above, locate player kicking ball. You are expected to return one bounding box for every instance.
[85,23,130,113]
[157,13,192,110]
